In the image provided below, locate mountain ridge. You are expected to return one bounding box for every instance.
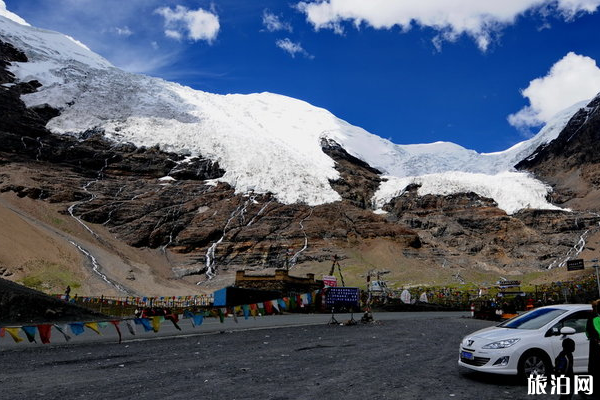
[2,8,600,295]
[0,13,588,213]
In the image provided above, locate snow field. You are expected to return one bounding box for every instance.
[0,13,590,212]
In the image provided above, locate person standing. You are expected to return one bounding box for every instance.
[586,300,600,397]
[555,338,575,400]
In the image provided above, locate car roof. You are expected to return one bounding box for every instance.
[537,304,591,311]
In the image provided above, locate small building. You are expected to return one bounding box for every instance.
[212,286,281,307]
[234,269,323,297]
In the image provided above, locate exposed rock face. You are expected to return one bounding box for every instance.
[0,137,421,272]
[382,184,600,271]
[517,95,600,210]
[321,138,381,209]
[0,41,58,137]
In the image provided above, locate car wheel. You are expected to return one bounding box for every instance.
[518,350,551,379]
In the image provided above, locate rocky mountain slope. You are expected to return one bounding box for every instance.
[517,95,600,212]
[1,9,600,296]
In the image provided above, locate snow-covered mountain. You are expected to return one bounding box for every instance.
[0,11,588,213]
[4,5,600,293]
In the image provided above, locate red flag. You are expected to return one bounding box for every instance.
[37,324,52,344]
[264,301,273,314]
[110,321,122,344]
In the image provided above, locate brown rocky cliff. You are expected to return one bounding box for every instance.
[381,184,600,272]
[516,94,600,211]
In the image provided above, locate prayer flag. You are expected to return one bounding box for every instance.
[98,322,108,329]
[166,315,182,331]
[250,304,258,317]
[151,316,163,333]
[37,325,52,344]
[54,324,72,341]
[21,326,37,343]
[183,310,195,326]
[272,300,280,312]
[69,322,85,336]
[6,327,23,343]
[135,318,153,332]
[257,302,265,315]
[110,321,122,344]
[233,306,241,323]
[85,322,101,335]
[264,301,273,314]
[277,299,286,310]
[192,314,204,327]
[0,327,4,337]
[219,308,226,323]
[242,304,250,320]
[126,319,137,335]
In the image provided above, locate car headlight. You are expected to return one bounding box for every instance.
[482,338,520,349]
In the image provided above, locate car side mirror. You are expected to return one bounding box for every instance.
[560,327,576,336]
[545,327,560,337]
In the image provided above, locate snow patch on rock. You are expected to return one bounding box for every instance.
[374,171,566,215]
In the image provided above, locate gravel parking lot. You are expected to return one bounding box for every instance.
[0,312,556,399]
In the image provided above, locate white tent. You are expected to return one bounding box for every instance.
[400,289,411,304]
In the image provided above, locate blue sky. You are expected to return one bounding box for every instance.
[4,0,600,153]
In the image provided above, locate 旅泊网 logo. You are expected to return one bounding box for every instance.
[527,374,593,396]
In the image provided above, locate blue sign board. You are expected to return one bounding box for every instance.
[325,287,360,308]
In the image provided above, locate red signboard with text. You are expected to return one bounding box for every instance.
[323,275,337,287]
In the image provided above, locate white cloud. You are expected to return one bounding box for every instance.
[508,52,600,128]
[113,26,133,36]
[155,5,219,43]
[262,9,293,32]
[165,29,183,40]
[276,38,314,59]
[0,0,29,26]
[296,0,600,51]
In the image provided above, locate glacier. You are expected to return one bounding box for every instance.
[0,12,588,213]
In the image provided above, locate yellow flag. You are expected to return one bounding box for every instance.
[6,327,23,343]
[151,316,162,332]
[84,322,101,335]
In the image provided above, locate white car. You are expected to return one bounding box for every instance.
[458,304,593,377]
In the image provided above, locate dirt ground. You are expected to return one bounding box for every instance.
[0,313,562,400]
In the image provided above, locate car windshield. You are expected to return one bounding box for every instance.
[498,308,568,329]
